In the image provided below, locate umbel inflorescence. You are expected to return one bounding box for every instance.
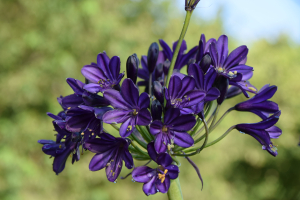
[38,2,282,197]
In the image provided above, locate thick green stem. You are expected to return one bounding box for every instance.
[204,126,236,148]
[167,178,184,200]
[209,107,234,132]
[166,10,193,87]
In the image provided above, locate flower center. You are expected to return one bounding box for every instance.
[217,67,224,73]
[158,169,168,183]
[132,109,138,116]
[162,125,168,132]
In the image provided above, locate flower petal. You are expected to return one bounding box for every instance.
[121,79,139,107]
[102,109,131,124]
[156,176,170,193]
[103,89,131,109]
[173,131,194,148]
[132,166,156,183]
[137,108,151,126]
[143,176,157,196]
[224,45,248,69]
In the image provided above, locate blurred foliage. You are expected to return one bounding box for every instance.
[0,0,299,200]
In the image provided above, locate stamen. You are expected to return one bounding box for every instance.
[217,67,224,73]
[91,133,94,136]
[127,125,132,131]
[81,132,84,135]
[158,169,168,183]
[59,145,62,149]
[228,71,234,76]
[162,125,168,132]
[67,107,71,110]
[132,109,138,116]
[248,87,257,92]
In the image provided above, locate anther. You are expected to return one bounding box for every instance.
[248,87,257,92]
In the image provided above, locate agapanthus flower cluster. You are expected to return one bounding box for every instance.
[38,33,282,196]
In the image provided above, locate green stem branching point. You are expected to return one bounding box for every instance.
[204,126,236,148]
[166,10,193,87]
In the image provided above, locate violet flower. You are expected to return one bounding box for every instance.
[81,52,124,93]
[188,64,220,114]
[235,111,282,156]
[66,105,112,140]
[159,39,198,71]
[38,123,82,175]
[235,84,279,119]
[165,75,206,114]
[102,79,152,137]
[61,78,110,109]
[150,108,195,153]
[85,132,133,182]
[132,142,179,195]
[209,35,256,97]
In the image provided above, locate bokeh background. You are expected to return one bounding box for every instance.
[0,0,299,199]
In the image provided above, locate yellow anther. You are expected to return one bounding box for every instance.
[269,144,273,148]
[59,145,62,149]
[188,97,191,101]
[228,71,234,76]
[67,107,71,110]
[88,129,92,131]
[176,98,182,102]
[162,125,168,132]
[217,67,224,73]
[81,132,84,135]
[248,87,257,92]
[245,84,248,87]
[91,133,94,136]
[127,125,132,131]
[132,109,138,116]
[167,144,174,151]
[158,169,168,183]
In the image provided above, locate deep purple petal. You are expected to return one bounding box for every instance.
[147,142,158,162]
[109,56,121,79]
[217,35,228,65]
[150,120,163,136]
[102,109,131,124]
[266,126,282,139]
[209,41,218,67]
[156,176,170,193]
[173,131,194,148]
[123,150,134,169]
[81,65,106,83]
[224,46,248,69]
[168,76,182,99]
[143,176,157,196]
[85,138,115,153]
[177,76,196,97]
[83,83,102,94]
[159,39,173,61]
[138,92,150,109]
[105,156,123,182]
[137,108,151,126]
[132,166,156,183]
[165,165,179,179]
[66,78,84,95]
[164,108,181,125]
[103,89,131,109]
[156,153,173,167]
[121,79,139,107]
[188,63,204,89]
[119,117,135,137]
[154,133,168,153]
[97,52,111,80]
[181,90,206,106]
[169,115,196,131]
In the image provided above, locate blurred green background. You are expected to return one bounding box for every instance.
[0,0,299,200]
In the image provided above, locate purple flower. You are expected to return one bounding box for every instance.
[102,79,152,137]
[165,75,205,114]
[137,53,165,91]
[235,111,282,156]
[185,0,201,11]
[195,34,216,68]
[66,105,112,140]
[126,54,139,84]
[209,35,256,97]
[235,84,279,119]
[38,124,82,175]
[159,39,198,71]
[85,133,133,182]
[188,64,220,114]
[60,78,110,109]
[132,142,179,196]
[150,108,195,153]
[81,52,124,93]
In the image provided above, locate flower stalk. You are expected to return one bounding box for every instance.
[167,178,184,200]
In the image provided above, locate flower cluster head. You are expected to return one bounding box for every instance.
[38,30,282,196]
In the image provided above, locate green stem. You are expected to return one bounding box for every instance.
[110,123,120,131]
[149,73,153,107]
[136,125,152,143]
[167,178,184,200]
[204,126,236,148]
[129,134,147,149]
[209,107,234,132]
[130,141,149,157]
[166,10,193,87]
[209,104,220,130]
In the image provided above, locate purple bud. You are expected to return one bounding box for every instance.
[155,63,164,81]
[126,53,139,84]
[163,60,170,75]
[199,54,211,73]
[151,100,162,121]
[147,42,159,73]
[153,81,164,105]
[215,76,229,105]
